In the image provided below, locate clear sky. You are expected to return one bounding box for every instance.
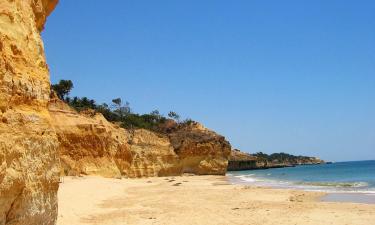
[42,0,375,162]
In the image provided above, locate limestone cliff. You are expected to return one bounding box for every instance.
[0,1,59,225]
[228,149,325,171]
[49,99,231,178]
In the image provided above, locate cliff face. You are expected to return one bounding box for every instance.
[50,100,231,178]
[169,123,231,175]
[227,149,264,171]
[228,149,325,171]
[49,99,129,178]
[0,1,59,225]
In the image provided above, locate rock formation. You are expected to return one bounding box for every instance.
[227,149,261,171]
[228,149,325,171]
[0,0,230,222]
[0,0,59,225]
[169,122,231,175]
[49,99,231,178]
[49,99,129,178]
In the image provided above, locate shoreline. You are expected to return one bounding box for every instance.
[57,175,375,225]
[227,173,375,205]
[227,161,326,172]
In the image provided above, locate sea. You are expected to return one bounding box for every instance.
[228,160,375,204]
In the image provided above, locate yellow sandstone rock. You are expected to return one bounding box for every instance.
[0,1,59,225]
[49,99,129,178]
[50,99,231,178]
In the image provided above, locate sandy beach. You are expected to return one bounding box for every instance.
[57,176,375,225]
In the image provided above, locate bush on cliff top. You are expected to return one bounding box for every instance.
[51,80,192,132]
[253,152,317,164]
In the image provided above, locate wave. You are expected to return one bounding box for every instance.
[232,174,257,182]
[228,173,375,194]
[296,181,369,188]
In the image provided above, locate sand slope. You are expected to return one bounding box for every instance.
[57,176,375,225]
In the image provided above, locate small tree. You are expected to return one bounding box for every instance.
[112,98,131,119]
[168,111,180,122]
[148,109,164,124]
[112,98,122,107]
[151,110,160,116]
[122,101,131,115]
[52,80,74,100]
[182,118,194,125]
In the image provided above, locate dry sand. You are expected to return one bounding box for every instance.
[57,176,375,225]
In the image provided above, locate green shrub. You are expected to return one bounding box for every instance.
[51,80,192,133]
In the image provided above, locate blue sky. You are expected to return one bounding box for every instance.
[42,0,375,162]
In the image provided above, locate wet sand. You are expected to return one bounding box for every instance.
[57,176,375,225]
[322,193,375,204]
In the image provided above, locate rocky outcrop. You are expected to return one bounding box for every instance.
[228,149,325,171]
[0,1,59,225]
[169,122,231,175]
[227,149,261,171]
[49,99,180,178]
[120,129,181,177]
[50,99,231,178]
[49,99,129,178]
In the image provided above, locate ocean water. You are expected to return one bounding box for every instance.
[228,160,375,194]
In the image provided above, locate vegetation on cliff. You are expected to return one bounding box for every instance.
[51,80,193,132]
[228,149,324,171]
[253,152,324,165]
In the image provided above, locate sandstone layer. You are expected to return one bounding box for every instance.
[169,122,231,175]
[49,99,129,178]
[0,1,59,225]
[49,99,231,178]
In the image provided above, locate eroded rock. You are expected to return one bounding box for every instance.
[0,1,59,225]
[50,100,231,178]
